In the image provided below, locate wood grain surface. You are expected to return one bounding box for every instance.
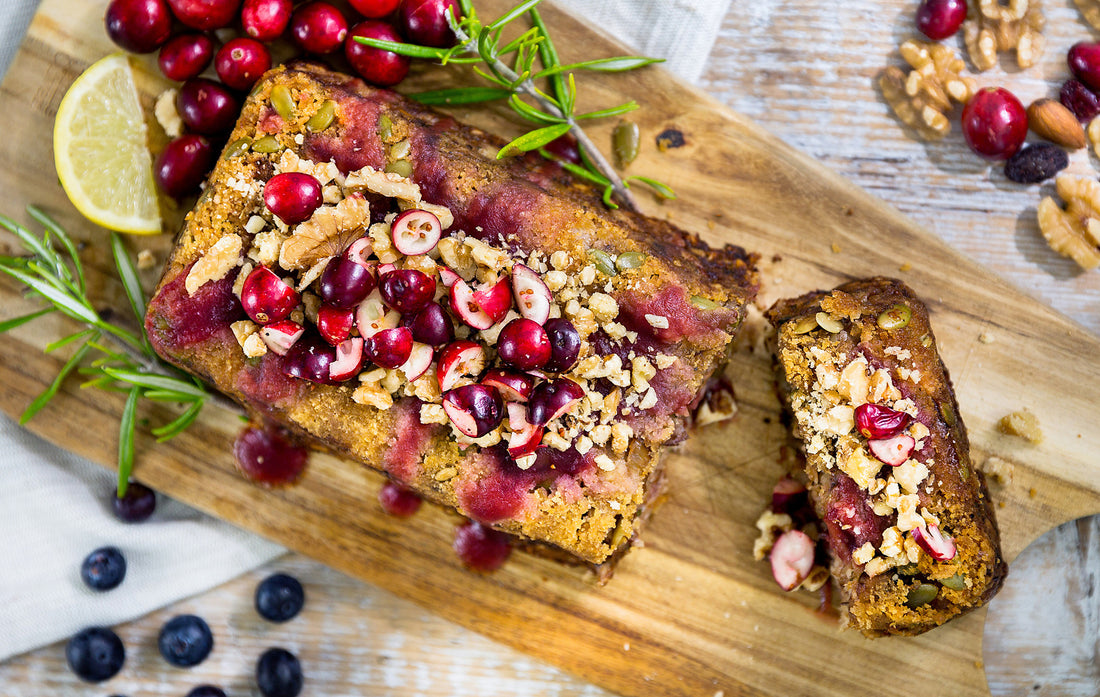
[1,1,1100,696]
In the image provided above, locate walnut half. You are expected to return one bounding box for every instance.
[964,0,1045,72]
[880,40,976,140]
[1036,175,1100,270]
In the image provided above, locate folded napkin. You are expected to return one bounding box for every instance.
[0,0,732,662]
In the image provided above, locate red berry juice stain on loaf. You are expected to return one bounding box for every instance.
[378,481,421,517]
[824,472,888,562]
[453,520,512,572]
[145,264,243,351]
[234,423,309,486]
[303,89,387,173]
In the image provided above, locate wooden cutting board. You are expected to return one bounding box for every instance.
[2,1,1099,695]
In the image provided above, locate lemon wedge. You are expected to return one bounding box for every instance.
[53,53,161,235]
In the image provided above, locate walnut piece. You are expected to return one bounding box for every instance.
[963,0,1045,72]
[880,40,975,140]
[1074,0,1100,30]
[998,409,1043,444]
[185,234,242,295]
[1036,175,1100,269]
[279,193,370,270]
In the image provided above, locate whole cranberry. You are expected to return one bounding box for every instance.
[177,78,240,135]
[317,255,376,308]
[154,135,214,198]
[1060,79,1100,122]
[543,134,582,166]
[215,38,272,91]
[350,0,401,18]
[290,2,349,55]
[158,33,215,82]
[398,0,461,47]
[346,21,411,87]
[242,0,293,41]
[378,269,436,314]
[542,318,580,372]
[496,318,551,371]
[401,302,454,346]
[1069,41,1100,92]
[915,0,967,41]
[263,172,323,224]
[960,87,1028,160]
[166,0,241,30]
[105,0,173,54]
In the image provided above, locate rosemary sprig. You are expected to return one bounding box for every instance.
[354,0,673,211]
[0,207,211,497]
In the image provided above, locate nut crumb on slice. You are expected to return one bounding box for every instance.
[644,313,669,329]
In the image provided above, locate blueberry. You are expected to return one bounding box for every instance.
[111,482,156,522]
[186,686,227,697]
[256,648,303,697]
[255,573,305,623]
[158,615,213,667]
[81,546,127,591]
[65,627,125,682]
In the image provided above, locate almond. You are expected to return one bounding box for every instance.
[1027,98,1086,149]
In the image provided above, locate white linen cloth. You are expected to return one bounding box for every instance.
[0,0,731,662]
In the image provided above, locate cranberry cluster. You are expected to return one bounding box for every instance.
[103,0,460,198]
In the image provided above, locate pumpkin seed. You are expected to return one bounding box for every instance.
[378,114,393,141]
[587,250,617,276]
[690,295,720,310]
[920,333,933,348]
[815,312,843,333]
[306,100,336,132]
[390,138,411,160]
[615,251,646,271]
[877,304,911,330]
[251,135,283,153]
[790,315,819,335]
[895,564,919,576]
[384,159,413,178]
[270,85,295,120]
[905,583,939,608]
[612,120,640,168]
[223,137,252,159]
[939,401,957,427]
[940,573,967,591]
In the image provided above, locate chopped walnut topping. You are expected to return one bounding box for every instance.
[998,408,1043,443]
[277,150,340,186]
[232,263,252,300]
[964,0,1044,71]
[245,215,267,235]
[437,236,476,279]
[895,494,924,532]
[1037,175,1100,269]
[344,165,421,202]
[630,356,656,391]
[352,381,394,410]
[836,357,870,405]
[864,556,896,578]
[893,459,930,494]
[903,536,922,564]
[550,250,571,270]
[154,89,183,138]
[654,354,677,370]
[595,454,616,471]
[185,234,242,295]
[230,320,267,358]
[590,423,612,446]
[588,293,619,323]
[880,40,975,140]
[644,313,669,329]
[610,422,633,454]
[637,387,658,410]
[249,228,286,267]
[753,510,794,560]
[879,526,904,559]
[839,444,881,490]
[852,541,876,566]
[280,194,370,271]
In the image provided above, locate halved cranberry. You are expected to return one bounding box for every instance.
[241,266,299,324]
[379,269,436,314]
[259,319,304,355]
[158,33,214,81]
[290,1,349,55]
[376,262,397,276]
[915,0,966,41]
[960,87,1028,160]
[398,342,433,381]
[854,403,912,439]
[450,277,511,330]
[771,477,808,514]
[355,289,399,338]
[442,384,503,437]
[264,172,323,225]
[379,481,421,517]
[453,520,511,572]
[329,337,364,381]
[318,255,376,309]
[496,318,551,370]
[390,209,441,255]
[436,340,485,391]
[167,0,241,30]
[154,134,213,199]
[398,0,460,47]
[528,378,583,425]
[105,0,173,53]
[481,369,534,402]
[215,38,272,91]
[912,524,957,561]
[542,318,580,373]
[346,21,411,88]
[769,530,815,591]
[505,403,542,457]
[867,434,916,466]
[438,266,462,288]
[317,304,355,345]
[177,78,240,136]
[511,263,551,325]
[350,0,400,18]
[401,302,454,346]
[365,326,413,368]
[284,334,337,384]
[242,0,293,41]
[1069,41,1100,92]
[1060,79,1100,122]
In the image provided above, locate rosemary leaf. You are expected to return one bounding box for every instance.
[536,56,663,77]
[116,387,139,497]
[0,215,54,274]
[575,101,639,120]
[0,308,53,333]
[488,0,543,30]
[352,36,451,60]
[410,87,512,105]
[151,399,204,442]
[537,148,610,185]
[102,367,208,399]
[21,341,93,424]
[111,233,146,325]
[626,175,677,199]
[45,327,98,353]
[508,94,566,124]
[497,122,572,158]
[3,266,97,324]
[28,206,85,293]
[498,26,542,56]
[142,389,202,401]
[529,7,565,105]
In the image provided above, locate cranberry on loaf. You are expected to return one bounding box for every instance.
[765,278,1005,636]
[145,63,758,574]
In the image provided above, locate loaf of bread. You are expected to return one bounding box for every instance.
[145,63,758,574]
[766,278,1006,635]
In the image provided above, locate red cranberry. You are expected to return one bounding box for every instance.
[177,78,240,136]
[960,87,1027,160]
[242,0,293,41]
[401,302,454,346]
[263,172,323,224]
[215,38,272,91]
[350,0,401,18]
[453,520,511,572]
[105,0,173,53]
[854,403,912,439]
[542,318,580,373]
[158,33,214,82]
[154,135,213,198]
[1069,41,1100,92]
[290,2,349,55]
[166,0,241,30]
[329,337,365,381]
[317,304,356,345]
[442,384,504,437]
[528,378,584,426]
[379,481,421,517]
[346,21,411,87]
[915,0,966,41]
[868,434,916,466]
[771,477,808,514]
[1060,79,1100,122]
[511,263,551,324]
[436,340,485,391]
[379,269,436,314]
[770,530,814,591]
[450,276,512,329]
[912,524,957,561]
[391,209,441,255]
[241,266,299,324]
[260,319,305,355]
[481,369,534,402]
[365,326,414,368]
[318,255,376,308]
[496,318,551,370]
[284,334,338,384]
[398,0,460,47]
[543,134,582,165]
[234,423,309,485]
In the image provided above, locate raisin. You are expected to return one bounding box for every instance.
[1004,144,1068,184]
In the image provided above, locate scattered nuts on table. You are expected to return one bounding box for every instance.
[1004,143,1068,183]
[880,39,975,139]
[997,408,1044,444]
[1036,175,1100,269]
[1087,115,1100,158]
[1026,98,1085,149]
[963,0,1045,72]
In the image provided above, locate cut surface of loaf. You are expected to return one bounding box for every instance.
[145,63,758,571]
[766,277,1005,636]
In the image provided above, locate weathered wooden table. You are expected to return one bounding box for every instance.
[3,1,1099,695]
